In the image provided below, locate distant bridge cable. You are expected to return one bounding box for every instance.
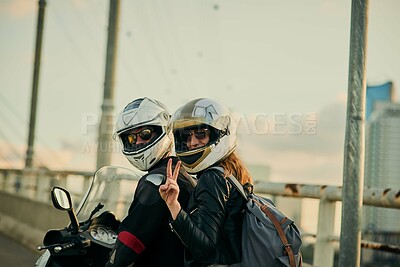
[128,1,173,92]
[0,148,13,168]
[0,129,28,166]
[50,4,99,81]
[0,92,65,165]
[69,0,142,92]
[161,1,198,94]
[149,1,186,93]
[0,129,47,168]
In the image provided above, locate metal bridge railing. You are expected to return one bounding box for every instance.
[0,168,399,267]
[0,168,93,207]
[255,181,400,266]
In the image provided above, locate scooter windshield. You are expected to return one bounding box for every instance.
[75,166,144,222]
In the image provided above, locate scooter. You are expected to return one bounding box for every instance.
[34,166,143,267]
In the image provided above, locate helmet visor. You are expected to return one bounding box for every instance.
[174,124,222,153]
[120,126,162,153]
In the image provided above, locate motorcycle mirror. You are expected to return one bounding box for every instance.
[51,186,80,234]
[51,187,72,211]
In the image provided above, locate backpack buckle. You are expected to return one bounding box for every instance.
[283,244,292,255]
[243,183,253,195]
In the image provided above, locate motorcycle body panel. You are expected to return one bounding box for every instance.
[35,166,143,267]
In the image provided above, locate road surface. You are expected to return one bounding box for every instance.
[0,233,40,267]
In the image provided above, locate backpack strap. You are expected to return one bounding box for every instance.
[227,175,248,200]
[179,167,197,188]
[255,199,297,267]
[207,167,248,200]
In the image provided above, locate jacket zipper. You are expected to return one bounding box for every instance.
[169,222,190,248]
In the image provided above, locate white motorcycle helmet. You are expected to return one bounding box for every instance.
[172,98,237,174]
[114,97,173,171]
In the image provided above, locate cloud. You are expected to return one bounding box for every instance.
[0,0,35,18]
[0,100,348,183]
[0,140,93,171]
[318,0,348,16]
[237,101,346,185]
[70,0,89,10]
[336,91,347,103]
[0,141,25,169]
[237,101,346,152]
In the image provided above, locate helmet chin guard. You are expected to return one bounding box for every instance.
[172,98,237,173]
[114,97,173,171]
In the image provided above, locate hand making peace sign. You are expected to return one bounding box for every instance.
[159,158,182,219]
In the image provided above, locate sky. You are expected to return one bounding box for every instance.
[1,0,400,186]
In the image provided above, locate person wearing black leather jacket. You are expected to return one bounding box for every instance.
[159,98,253,267]
[106,98,196,267]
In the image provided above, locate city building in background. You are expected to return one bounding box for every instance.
[362,82,400,265]
[365,82,394,120]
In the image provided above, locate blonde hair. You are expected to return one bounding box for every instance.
[219,152,253,185]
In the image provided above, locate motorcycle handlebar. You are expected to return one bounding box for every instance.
[38,241,76,252]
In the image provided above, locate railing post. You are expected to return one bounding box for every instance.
[20,169,37,199]
[50,174,67,191]
[0,170,6,190]
[4,171,19,193]
[35,171,51,202]
[314,198,336,267]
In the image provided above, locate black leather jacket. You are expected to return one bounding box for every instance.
[170,167,245,267]
[105,157,196,267]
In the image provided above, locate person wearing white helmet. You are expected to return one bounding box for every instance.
[159,98,253,266]
[106,97,196,267]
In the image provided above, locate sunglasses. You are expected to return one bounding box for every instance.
[179,128,209,142]
[125,128,154,144]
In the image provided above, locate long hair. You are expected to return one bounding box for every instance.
[219,151,253,185]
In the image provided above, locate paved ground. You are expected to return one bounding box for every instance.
[0,233,41,267]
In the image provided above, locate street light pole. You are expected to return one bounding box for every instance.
[25,0,46,169]
[339,1,369,266]
[96,0,120,169]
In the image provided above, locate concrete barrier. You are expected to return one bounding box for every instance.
[0,191,69,251]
